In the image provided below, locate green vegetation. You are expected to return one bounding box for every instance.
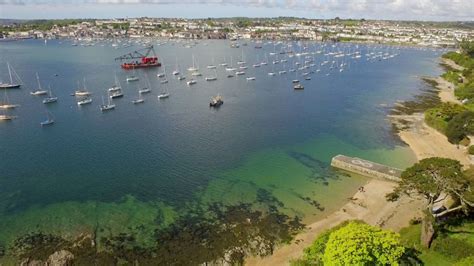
[424,102,466,134]
[302,221,350,264]
[390,158,473,217]
[442,44,474,104]
[293,221,405,265]
[461,41,474,58]
[322,222,405,265]
[446,111,474,144]
[441,70,462,85]
[390,159,474,264]
[399,218,474,265]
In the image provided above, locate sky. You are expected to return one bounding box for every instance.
[0,0,473,21]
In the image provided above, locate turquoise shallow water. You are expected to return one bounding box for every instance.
[0,39,443,249]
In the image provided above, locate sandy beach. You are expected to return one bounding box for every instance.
[246,179,425,265]
[393,113,472,168]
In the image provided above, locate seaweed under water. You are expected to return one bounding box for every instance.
[7,200,305,265]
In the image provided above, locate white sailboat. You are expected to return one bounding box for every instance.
[100,94,115,111]
[77,97,93,106]
[127,69,139,82]
[207,56,217,69]
[158,73,170,99]
[187,54,199,72]
[132,90,145,104]
[42,87,58,104]
[219,56,228,67]
[139,74,152,94]
[0,63,22,89]
[31,73,48,96]
[0,89,19,109]
[172,57,180,75]
[205,69,218,81]
[109,74,122,92]
[40,110,55,126]
[75,79,92,96]
[225,56,237,71]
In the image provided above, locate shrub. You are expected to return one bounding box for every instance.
[425,103,466,134]
[303,221,352,264]
[322,221,405,265]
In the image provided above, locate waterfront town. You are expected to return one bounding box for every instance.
[1,17,473,46]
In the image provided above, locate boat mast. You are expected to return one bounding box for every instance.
[7,63,13,84]
[36,73,42,91]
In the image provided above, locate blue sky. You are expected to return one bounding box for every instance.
[0,0,473,21]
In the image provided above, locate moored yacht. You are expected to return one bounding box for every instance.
[0,90,19,109]
[100,95,115,111]
[0,63,22,89]
[31,73,48,96]
[126,75,139,82]
[158,92,170,99]
[75,79,91,96]
[109,74,122,92]
[110,90,124,99]
[40,111,54,126]
[77,98,93,105]
[42,89,58,104]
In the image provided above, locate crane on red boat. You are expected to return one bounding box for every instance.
[114,45,161,69]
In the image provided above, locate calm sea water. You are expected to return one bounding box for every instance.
[0,39,443,246]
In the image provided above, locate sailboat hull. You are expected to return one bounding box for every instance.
[0,84,21,89]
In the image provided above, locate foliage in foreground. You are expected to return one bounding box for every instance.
[297,221,405,266]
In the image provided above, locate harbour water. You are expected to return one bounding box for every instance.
[0,39,443,257]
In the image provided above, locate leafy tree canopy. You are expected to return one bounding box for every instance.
[322,221,405,265]
[446,110,474,144]
[391,157,473,217]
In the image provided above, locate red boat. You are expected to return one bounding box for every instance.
[115,45,162,70]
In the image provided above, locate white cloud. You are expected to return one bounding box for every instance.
[0,0,473,20]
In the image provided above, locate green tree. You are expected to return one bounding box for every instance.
[391,158,472,217]
[446,111,474,144]
[322,221,405,265]
[303,221,350,264]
